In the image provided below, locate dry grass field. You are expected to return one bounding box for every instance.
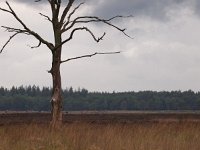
[0,112,200,150]
[0,122,200,150]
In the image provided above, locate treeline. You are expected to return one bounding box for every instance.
[0,86,200,111]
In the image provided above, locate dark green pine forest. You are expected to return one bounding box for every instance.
[0,86,200,111]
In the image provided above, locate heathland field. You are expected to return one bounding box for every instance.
[0,111,200,150]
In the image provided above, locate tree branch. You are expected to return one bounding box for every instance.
[27,40,42,49]
[39,13,52,22]
[62,2,85,30]
[62,15,133,39]
[61,51,121,63]
[49,0,56,18]
[60,0,75,24]
[0,7,11,13]
[0,1,54,51]
[70,15,133,26]
[55,0,61,20]
[2,26,29,34]
[56,27,106,50]
[0,32,19,53]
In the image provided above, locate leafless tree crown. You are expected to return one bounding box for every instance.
[0,0,133,61]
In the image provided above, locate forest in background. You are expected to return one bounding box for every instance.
[0,86,200,111]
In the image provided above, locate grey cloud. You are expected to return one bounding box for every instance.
[13,0,84,5]
[13,0,198,21]
[14,0,46,4]
[195,0,200,16]
[90,0,197,21]
[11,0,95,10]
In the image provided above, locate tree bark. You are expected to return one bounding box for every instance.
[50,48,62,129]
[50,25,63,129]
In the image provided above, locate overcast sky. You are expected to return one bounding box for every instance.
[0,0,200,92]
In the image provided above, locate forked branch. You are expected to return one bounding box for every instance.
[62,2,85,29]
[0,1,54,52]
[60,0,75,24]
[62,15,133,39]
[55,27,106,50]
[61,51,121,63]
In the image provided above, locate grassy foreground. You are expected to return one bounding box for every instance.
[0,122,200,150]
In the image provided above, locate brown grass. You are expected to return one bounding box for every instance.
[0,122,200,150]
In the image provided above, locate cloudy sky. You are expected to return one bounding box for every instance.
[0,0,200,92]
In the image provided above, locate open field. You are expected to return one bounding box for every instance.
[0,111,200,125]
[0,111,200,150]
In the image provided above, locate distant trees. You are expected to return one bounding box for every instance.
[0,86,200,111]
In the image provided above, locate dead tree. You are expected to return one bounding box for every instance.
[0,0,132,129]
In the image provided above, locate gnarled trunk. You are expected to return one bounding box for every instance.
[49,21,63,128]
[50,46,63,129]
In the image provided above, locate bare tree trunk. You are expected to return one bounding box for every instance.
[50,49,63,129]
[50,26,63,128]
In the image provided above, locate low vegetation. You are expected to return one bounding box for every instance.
[0,122,200,150]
